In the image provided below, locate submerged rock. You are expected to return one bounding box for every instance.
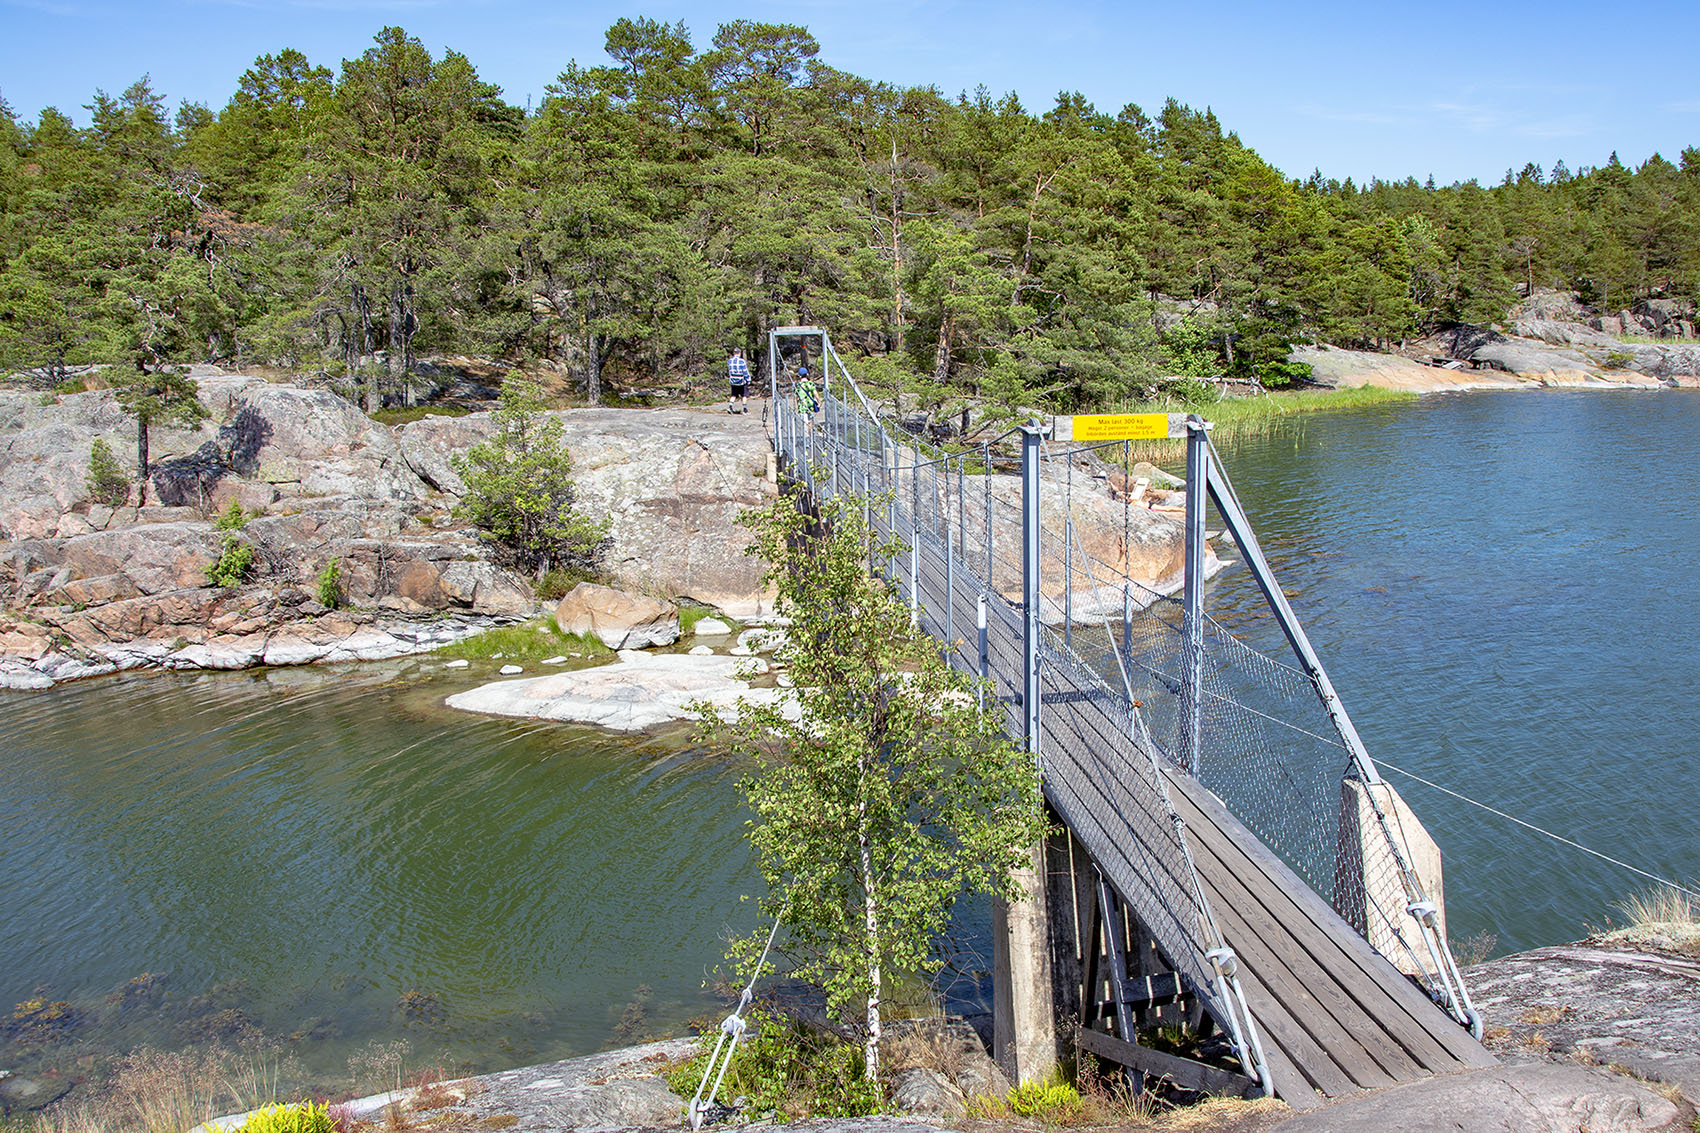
[0,1071,75,1112]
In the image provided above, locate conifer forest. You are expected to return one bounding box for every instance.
[2,20,1696,411]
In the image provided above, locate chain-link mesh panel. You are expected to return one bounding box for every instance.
[1033,440,1459,1000]
[771,352,1234,1027]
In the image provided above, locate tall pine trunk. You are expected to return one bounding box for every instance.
[351,283,376,413]
[388,281,408,408]
[932,313,954,387]
[585,317,604,406]
[135,419,150,508]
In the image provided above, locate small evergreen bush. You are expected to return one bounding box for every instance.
[315,560,343,608]
[86,438,130,506]
[206,534,255,587]
[214,500,249,531]
[1253,359,1313,388]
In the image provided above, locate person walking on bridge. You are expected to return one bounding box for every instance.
[727,347,751,414]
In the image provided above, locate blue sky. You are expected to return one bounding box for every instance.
[2,0,1695,186]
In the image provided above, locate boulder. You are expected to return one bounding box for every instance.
[890,1068,966,1118]
[693,617,733,637]
[1271,1063,1677,1132]
[549,409,778,617]
[554,582,680,650]
[396,413,493,496]
[737,626,786,653]
[1469,340,1613,385]
[1290,345,1524,392]
[0,1071,75,1112]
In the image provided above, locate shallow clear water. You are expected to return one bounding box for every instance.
[1205,389,1700,954]
[1,662,753,1084]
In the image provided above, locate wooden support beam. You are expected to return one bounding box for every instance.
[1076,1027,1263,1100]
[1090,971,1185,1010]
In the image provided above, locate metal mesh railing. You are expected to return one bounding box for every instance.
[768,327,1473,1062]
[1030,436,1473,1017]
[770,335,1237,1048]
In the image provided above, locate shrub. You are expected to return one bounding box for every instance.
[228,1102,336,1133]
[667,1011,882,1121]
[315,560,344,608]
[970,1073,1090,1125]
[1254,359,1313,388]
[86,437,130,505]
[207,533,255,587]
[1007,1079,1087,1123]
[452,371,608,577]
[214,500,249,531]
[1602,350,1635,370]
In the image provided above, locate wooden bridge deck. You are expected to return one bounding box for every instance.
[1162,768,1496,1109]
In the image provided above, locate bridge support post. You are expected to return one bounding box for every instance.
[994,423,1058,1085]
[1182,415,1209,776]
[994,842,1057,1085]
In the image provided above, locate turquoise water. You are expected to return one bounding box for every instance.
[1207,388,1700,954]
[4,387,1696,1091]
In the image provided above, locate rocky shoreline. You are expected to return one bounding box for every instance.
[0,382,783,690]
[1290,290,1700,394]
[411,938,1700,1132]
[155,937,1697,1133]
[1,377,1206,693]
[6,291,1693,694]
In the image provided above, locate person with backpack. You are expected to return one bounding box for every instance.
[795,362,819,416]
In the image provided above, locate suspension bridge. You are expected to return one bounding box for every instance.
[760,326,1495,1112]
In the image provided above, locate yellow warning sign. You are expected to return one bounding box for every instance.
[1067,413,1178,442]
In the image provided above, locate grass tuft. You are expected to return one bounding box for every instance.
[368,405,472,426]
[1101,386,1416,464]
[1616,885,1698,930]
[433,618,612,664]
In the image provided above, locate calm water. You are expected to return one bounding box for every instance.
[1,662,753,1085]
[4,388,1697,1088]
[1207,388,1700,954]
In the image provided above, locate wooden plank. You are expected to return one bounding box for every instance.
[1198,905,1365,1098]
[1109,971,1185,1006]
[1169,783,1422,1080]
[1040,772,1198,964]
[1180,821,1408,1089]
[1168,770,1495,1071]
[1076,1027,1262,1100]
